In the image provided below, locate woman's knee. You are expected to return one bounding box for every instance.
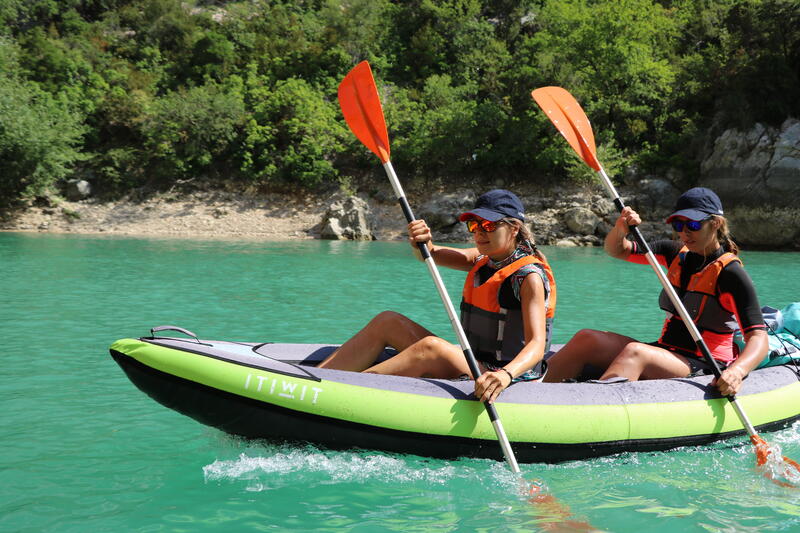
[371,310,404,325]
[615,342,649,363]
[414,336,451,357]
[412,336,463,376]
[368,310,417,332]
[573,329,603,343]
[568,329,615,352]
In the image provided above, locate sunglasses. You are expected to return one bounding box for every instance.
[671,218,708,232]
[465,219,504,233]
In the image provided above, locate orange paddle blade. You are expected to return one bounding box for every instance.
[752,434,800,488]
[338,61,390,163]
[531,87,601,171]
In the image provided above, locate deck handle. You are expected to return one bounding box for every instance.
[150,325,200,343]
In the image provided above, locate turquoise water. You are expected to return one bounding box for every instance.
[2,232,800,532]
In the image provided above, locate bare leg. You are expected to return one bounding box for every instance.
[600,342,692,381]
[366,336,472,378]
[542,329,637,383]
[317,311,433,371]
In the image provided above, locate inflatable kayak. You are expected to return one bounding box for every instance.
[110,326,800,463]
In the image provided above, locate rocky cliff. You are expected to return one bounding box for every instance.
[701,118,800,248]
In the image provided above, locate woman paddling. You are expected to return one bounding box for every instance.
[543,187,768,395]
[318,189,556,403]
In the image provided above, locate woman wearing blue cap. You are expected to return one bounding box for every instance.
[543,187,768,395]
[319,189,556,403]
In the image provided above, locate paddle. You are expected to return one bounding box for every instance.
[338,61,521,474]
[531,86,800,485]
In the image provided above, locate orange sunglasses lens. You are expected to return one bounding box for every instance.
[466,219,499,233]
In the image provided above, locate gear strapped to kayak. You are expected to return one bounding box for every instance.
[736,302,800,369]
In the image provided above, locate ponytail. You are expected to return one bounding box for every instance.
[503,218,545,261]
[712,215,739,255]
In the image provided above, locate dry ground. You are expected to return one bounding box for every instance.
[0,190,409,241]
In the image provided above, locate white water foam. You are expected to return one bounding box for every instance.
[202,443,531,496]
[771,419,800,446]
[204,446,457,485]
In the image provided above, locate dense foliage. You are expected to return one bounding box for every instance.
[0,0,798,205]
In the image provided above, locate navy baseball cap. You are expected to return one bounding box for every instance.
[666,187,724,222]
[459,189,526,222]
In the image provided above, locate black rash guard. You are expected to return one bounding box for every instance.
[627,239,765,354]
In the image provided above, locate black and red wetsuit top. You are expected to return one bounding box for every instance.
[628,240,765,364]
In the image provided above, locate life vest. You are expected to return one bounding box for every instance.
[658,246,741,363]
[460,254,556,363]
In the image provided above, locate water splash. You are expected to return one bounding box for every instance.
[203,445,462,487]
[197,429,800,531]
[756,439,800,488]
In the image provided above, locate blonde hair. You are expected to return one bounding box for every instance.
[711,215,739,255]
[502,218,545,260]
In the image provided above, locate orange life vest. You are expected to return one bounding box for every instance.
[658,246,742,363]
[460,254,556,363]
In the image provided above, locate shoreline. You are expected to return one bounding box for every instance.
[2,187,798,250]
[0,190,410,241]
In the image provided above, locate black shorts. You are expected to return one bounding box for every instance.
[647,342,726,377]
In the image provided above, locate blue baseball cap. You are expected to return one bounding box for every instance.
[459,189,526,222]
[666,187,724,222]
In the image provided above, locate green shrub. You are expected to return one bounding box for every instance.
[565,139,629,185]
[92,147,146,195]
[0,0,797,199]
[140,82,246,182]
[0,74,85,206]
[529,0,679,153]
[241,75,348,186]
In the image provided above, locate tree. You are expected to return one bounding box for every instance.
[528,0,679,152]
[241,74,348,186]
[140,81,246,181]
[0,72,85,205]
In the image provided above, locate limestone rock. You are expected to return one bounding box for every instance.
[592,197,617,218]
[635,178,681,209]
[439,223,471,243]
[64,179,92,201]
[555,238,579,247]
[417,192,476,230]
[766,119,800,193]
[563,207,600,235]
[701,119,800,206]
[595,220,613,238]
[319,194,375,240]
[728,208,800,249]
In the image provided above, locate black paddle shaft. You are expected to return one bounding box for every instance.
[397,197,431,260]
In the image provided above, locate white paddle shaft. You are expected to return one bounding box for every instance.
[382,160,521,473]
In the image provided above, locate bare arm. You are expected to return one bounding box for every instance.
[408,219,478,271]
[712,329,769,396]
[474,273,547,403]
[604,206,641,260]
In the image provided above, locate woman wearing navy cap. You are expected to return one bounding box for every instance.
[319,189,556,403]
[543,187,768,396]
